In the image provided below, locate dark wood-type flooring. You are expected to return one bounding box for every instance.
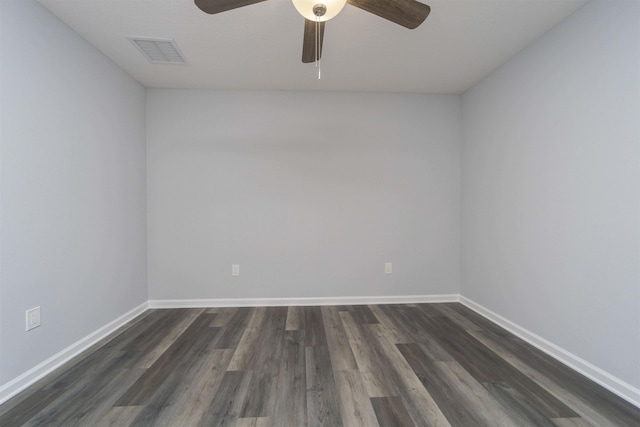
[1,303,639,426]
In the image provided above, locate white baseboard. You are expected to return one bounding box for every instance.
[148,294,460,309]
[459,296,640,409]
[0,301,149,405]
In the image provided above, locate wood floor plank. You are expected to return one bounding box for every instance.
[272,330,307,425]
[114,314,215,407]
[339,311,399,397]
[551,417,596,427]
[321,306,358,371]
[370,396,415,427]
[395,341,450,365]
[334,370,380,427]
[482,381,557,427]
[432,303,485,332]
[304,306,328,347]
[147,348,234,426]
[239,306,288,418]
[197,370,253,426]
[67,367,147,427]
[125,318,222,426]
[367,305,412,344]
[376,305,453,360]
[0,389,64,427]
[121,309,188,353]
[227,307,267,371]
[210,307,238,327]
[214,307,253,349]
[96,406,145,427]
[305,345,343,427]
[285,306,303,331]
[236,417,270,427]
[367,330,451,426]
[133,308,204,368]
[439,361,531,426]
[352,305,379,324]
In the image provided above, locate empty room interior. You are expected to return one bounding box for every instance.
[1,0,639,425]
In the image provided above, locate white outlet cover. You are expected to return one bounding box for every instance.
[232,264,240,276]
[26,306,41,331]
[385,262,393,274]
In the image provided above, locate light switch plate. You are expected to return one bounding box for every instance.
[385,262,393,274]
[26,306,41,331]
[232,264,240,276]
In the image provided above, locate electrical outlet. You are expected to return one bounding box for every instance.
[232,264,240,276]
[385,262,393,274]
[26,306,41,331]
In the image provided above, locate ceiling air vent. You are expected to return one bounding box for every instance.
[129,37,187,64]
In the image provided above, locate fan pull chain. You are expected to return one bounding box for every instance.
[315,16,321,79]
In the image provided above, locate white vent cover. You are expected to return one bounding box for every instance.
[129,37,187,64]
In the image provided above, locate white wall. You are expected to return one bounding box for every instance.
[147,90,461,300]
[462,0,640,391]
[0,0,147,385]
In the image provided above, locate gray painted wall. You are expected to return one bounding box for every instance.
[0,0,147,384]
[461,0,640,389]
[147,90,461,300]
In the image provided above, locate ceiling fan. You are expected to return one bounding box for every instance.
[194,0,431,63]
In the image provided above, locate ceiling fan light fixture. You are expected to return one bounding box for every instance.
[292,0,347,21]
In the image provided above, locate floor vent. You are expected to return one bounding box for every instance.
[129,37,187,64]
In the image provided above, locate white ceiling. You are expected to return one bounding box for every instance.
[37,0,587,93]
